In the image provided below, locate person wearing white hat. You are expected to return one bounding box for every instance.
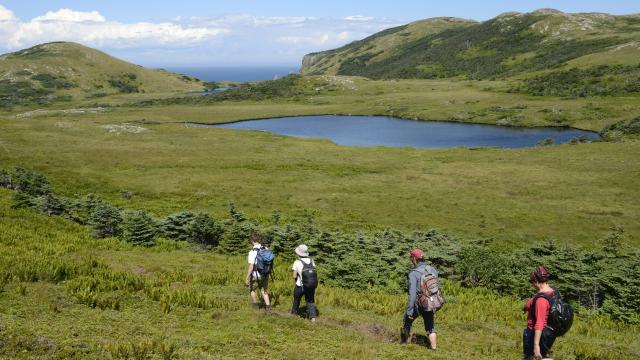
[291,244,318,321]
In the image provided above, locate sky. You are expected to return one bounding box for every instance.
[0,1,638,67]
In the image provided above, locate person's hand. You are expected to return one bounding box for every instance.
[533,344,542,360]
[407,315,415,320]
[245,278,250,286]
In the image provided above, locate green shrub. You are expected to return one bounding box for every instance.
[10,167,51,196]
[122,210,157,246]
[218,221,255,254]
[601,116,640,140]
[108,79,139,93]
[161,211,195,241]
[536,137,555,146]
[0,169,11,188]
[11,191,35,209]
[35,193,65,216]
[189,213,224,247]
[89,201,123,239]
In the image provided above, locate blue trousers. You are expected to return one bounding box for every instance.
[523,327,555,359]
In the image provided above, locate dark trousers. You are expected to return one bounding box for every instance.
[403,307,435,335]
[291,285,317,318]
[523,327,556,359]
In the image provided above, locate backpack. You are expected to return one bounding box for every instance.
[533,288,573,337]
[417,268,444,312]
[254,247,275,276]
[301,259,318,289]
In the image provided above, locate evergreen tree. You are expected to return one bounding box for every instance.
[0,169,11,188]
[219,221,255,254]
[122,210,157,246]
[161,211,195,241]
[89,201,123,238]
[11,191,34,209]
[36,193,65,216]
[602,225,625,257]
[189,213,224,246]
[228,202,246,222]
[11,167,51,196]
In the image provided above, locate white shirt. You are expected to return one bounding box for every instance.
[292,257,314,287]
[247,244,262,278]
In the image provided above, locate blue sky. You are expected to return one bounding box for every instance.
[0,1,638,66]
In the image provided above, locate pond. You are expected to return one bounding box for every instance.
[193,115,600,149]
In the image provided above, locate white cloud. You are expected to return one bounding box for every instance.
[344,15,374,21]
[33,9,106,23]
[0,5,16,21]
[0,7,229,50]
[0,6,401,65]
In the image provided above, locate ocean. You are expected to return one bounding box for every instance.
[166,66,300,82]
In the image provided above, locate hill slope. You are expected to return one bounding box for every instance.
[0,190,638,359]
[0,42,202,108]
[301,9,640,80]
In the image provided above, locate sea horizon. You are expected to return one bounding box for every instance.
[165,66,301,82]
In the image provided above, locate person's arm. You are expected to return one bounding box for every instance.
[406,271,418,318]
[533,297,550,359]
[245,264,253,286]
[291,261,299,282]
[533,330,543,360]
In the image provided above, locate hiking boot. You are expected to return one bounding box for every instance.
[265,305,272,314]
[400,328,409,345]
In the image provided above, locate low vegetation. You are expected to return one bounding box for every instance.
[2,167,638,324]
[1,183,638,358]
[515,65,640,97]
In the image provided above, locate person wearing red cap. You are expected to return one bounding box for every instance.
[401,248,439,350]
[522,265,556,360]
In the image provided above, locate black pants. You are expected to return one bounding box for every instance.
[291,285,317,318]
[403,307,435,335]
[523,327,556,359]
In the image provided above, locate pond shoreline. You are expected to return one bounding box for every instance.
[180,114,602,135]
[182,115,600,149]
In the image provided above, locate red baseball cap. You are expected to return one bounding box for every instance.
[409,248,424,259]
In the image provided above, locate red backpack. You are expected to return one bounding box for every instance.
[417,270,445,312]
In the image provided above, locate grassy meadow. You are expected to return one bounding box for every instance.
[1,190,638,359]
[1,83,639,246]
[1,71,639,359]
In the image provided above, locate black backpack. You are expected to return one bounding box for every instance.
[301,259,318,289]
[533,288,573,337]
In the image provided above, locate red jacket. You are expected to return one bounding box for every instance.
[524,289,553,330]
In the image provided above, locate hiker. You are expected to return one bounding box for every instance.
[290,244,318,321]
[522,265,557,360]
[401,248,441,350]
[245,233,272,311]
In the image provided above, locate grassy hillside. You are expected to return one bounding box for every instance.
[1,105,638,246]
[0,42,203,108]
[301,9,640,81]
[0,190,638,359]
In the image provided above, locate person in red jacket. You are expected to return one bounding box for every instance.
[522,265,556,360]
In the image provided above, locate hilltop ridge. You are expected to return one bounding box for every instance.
[0,42,202,108]
[301,8,640,79]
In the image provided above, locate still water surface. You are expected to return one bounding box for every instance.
[196,115,599,149]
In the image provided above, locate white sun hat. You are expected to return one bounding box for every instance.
[295,244,309,257]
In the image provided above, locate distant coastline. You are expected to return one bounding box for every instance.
[166,66,300,82]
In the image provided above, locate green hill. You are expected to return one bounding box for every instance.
[0,42,203,108]
[301,9,640,80]
[0,189,638,359]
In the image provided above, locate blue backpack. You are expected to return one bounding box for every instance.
[254,247,275,276]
